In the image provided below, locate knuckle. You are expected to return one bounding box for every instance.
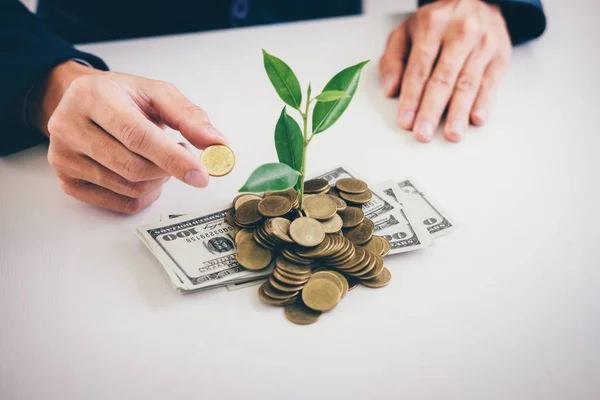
[120,121,149,152]
[182,102,208,121]
[126,180,155,199]
[46,113,66,137]
[429,70,454,90]
[121,198,143,214]
[456,17,480,37]
[419,7,447,28]
[120,156,146,182]
[161,152,181,175]
[155,80,177,94]
[455,74,478,93]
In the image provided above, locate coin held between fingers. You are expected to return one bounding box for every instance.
[200,145,236,177]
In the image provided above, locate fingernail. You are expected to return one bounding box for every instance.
[398,109,415,127]
[414,120,434,142]
[206,125,228,143]
[446,120,465,142]
[382,73,396,95]
[472,108,487,124]
[184,169,209,188]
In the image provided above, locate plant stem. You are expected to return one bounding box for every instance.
[297,93,311,211]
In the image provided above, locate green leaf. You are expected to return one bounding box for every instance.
[274,107,303,173]
[312,60,370,134]
[239,163,300,193]
[315,90,350,102]
[262,49,302,109]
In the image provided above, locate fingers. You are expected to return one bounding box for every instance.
[50,150,169,198]
[444,38,496,142]
[396,18,444,130]
[411,24,479,142]
[470,55,507,126]
[379,21,410,97]
[86,80,210,188]
[78,119,168,182]
[144,81,228,150]
[58,177,163,214]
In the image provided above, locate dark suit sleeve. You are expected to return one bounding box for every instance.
[418,0,546,45]
[0,1,108,156]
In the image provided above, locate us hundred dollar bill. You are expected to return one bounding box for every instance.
[136,207,272,293]
[396,178,456,237]
[313,167,433,254]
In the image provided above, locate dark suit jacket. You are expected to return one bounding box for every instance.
[0,0,545,156]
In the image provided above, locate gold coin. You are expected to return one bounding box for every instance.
[273,269,309,286]
[269,275,305,292]
[335,178,368,194]
[338,207,364,228]
[302,277,341,312]
[379,236,391,257]
[289,217,325,247]
[275,255,312,275]
[262,280,298,300]
[344,219,375,245]
[253,227,278,250]
[258,284,297,306]
[236,240,272,270]
[317,270,349,298]
[267,189,299,207]
[361,236,384,255]
[225,209,236,226]
[257,196,293,217]
[361,267,392,288]
[234,199,262,226]
[351,255,377,277]
[334,246,367,271]
[319,214,343,234]
[294,235,332,258]
[303,195,337,220]
[200,145,235,177]
[339,190,372,205]
[344,250,373,274]
[234,194,263,210]
[275,266,311,281]
[327,195,347,211]
[268,217,294,243]
[235,229,255,245]
[304,178,330,194]
[281,249,314,265]
[360,253,384,280]
[284,299,322,325]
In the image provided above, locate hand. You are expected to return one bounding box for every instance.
[29,61,227,213]
[379,0,512,142]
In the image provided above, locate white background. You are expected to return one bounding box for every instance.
[3,0,600,399]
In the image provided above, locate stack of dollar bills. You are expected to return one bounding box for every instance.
[135,166,456,293]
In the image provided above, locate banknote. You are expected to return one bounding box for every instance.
[313,167,433,254]
[371,180,434,253]
[396,179,456,238]
[136,207,272,293]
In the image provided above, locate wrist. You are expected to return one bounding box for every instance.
[28,60,101,137]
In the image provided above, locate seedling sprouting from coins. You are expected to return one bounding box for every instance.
[239,49,369,210]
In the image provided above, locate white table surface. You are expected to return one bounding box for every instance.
[2,1,600,399]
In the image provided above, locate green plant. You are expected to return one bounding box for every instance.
[239,49,369,210]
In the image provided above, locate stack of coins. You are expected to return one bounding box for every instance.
[229,178,392,325]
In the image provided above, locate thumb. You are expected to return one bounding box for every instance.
[143,81,229,150]
[379,21,410,97]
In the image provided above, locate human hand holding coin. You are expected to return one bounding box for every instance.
[30,61,229,213]
[379,0,512,142]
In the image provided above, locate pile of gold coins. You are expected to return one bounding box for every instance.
[227,178,392,325]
